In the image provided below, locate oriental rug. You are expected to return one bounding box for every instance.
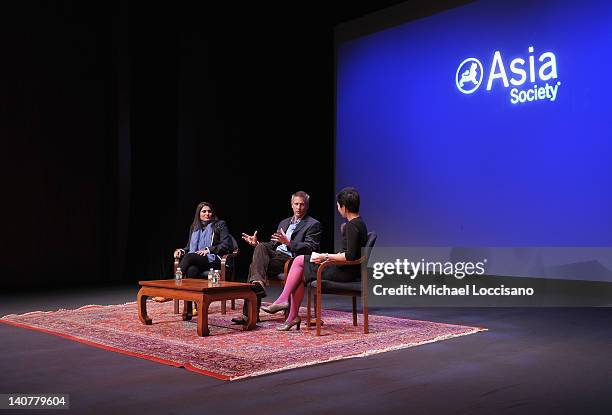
[1,301,485,381]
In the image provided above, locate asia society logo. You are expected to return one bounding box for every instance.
[455,46,561,105]
[456,58,483,94]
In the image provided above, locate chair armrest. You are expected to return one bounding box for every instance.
[220,249,239,268]
[224,248,239,259]
[317,257,364,269]
[220,249,239,281]
[172,250,185,274]
[283,257,295,276]
[315,256,365,284]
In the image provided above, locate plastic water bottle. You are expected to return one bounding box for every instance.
[208,268,214,282]
[175,267,183,281]
[212,269,220,284]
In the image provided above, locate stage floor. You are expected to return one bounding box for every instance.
[1,285,611,414]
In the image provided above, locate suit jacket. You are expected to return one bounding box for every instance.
[183,219,233,256]
[265,215,322,255]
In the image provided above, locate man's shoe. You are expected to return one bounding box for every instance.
[231,315,261,325]
[251,281,267,298]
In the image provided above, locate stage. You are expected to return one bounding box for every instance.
[3,1,612,413]
[1,285,610,414]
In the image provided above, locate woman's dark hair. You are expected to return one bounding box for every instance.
[189,201,217,233]
[336,187,360,213]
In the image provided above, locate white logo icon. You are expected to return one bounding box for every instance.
[456,58,483,94]
[455,47,560,104]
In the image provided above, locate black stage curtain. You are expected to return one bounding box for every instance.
[1,0,465,291]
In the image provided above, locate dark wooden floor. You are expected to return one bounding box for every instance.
[1,285,611,415]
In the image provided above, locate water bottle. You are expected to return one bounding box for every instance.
[208,268,214,282]
[213,269,220,284]
[175,267,183,281]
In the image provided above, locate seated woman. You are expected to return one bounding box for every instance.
[154,201,233,302]
[261,187,367,331]
[175,201,233,276]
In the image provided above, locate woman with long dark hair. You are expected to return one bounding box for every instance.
[154,202,233,303]
[175,201,233,276]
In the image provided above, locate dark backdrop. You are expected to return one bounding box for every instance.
[1,0,469,291]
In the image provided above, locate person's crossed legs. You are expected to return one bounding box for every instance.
[232,243,290,324]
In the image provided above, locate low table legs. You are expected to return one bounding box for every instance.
[244,291,258,331]
[137,289,152,325]
[182,300,193,321]
[181,299,209,336]
[199,299,210,336]
[138,286,259,337]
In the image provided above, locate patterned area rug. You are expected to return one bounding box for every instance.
[1,301,485,380]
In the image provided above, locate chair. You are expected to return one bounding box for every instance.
[306,232,377,335]
[266,258,294,288]
[172,235,240,315]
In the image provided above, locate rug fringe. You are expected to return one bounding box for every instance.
[1,301,139,320]
[228,327,487,381]
[0,318,187,369]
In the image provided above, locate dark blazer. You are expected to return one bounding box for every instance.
[183,219,233,256]
[265,215,322,255]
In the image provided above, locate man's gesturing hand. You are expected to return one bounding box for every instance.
[241,230,258,246]
[271,228,290,246]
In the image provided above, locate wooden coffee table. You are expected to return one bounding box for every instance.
[137,278,258,336]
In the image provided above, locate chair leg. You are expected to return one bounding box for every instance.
[363,295,369,334]
[306,287,312,330]
[230,266,236,309]
[316,290,322,336]
[173,259,180,314]
[220,265,227,314]
[352,296,357,326]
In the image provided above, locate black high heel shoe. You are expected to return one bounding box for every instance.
[276,316,301,331]
[261,302,289,314]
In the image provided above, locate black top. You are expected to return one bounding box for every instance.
[342,217,368,261]
[303,216,368,284]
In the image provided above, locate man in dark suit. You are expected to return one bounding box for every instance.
[234,191,321,324]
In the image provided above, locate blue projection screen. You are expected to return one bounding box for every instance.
[335,0,612,281]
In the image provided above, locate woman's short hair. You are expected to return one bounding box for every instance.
[336,187,360,213]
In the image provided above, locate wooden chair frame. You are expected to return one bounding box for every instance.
[306,257,369,336]
[172,247,239,314]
